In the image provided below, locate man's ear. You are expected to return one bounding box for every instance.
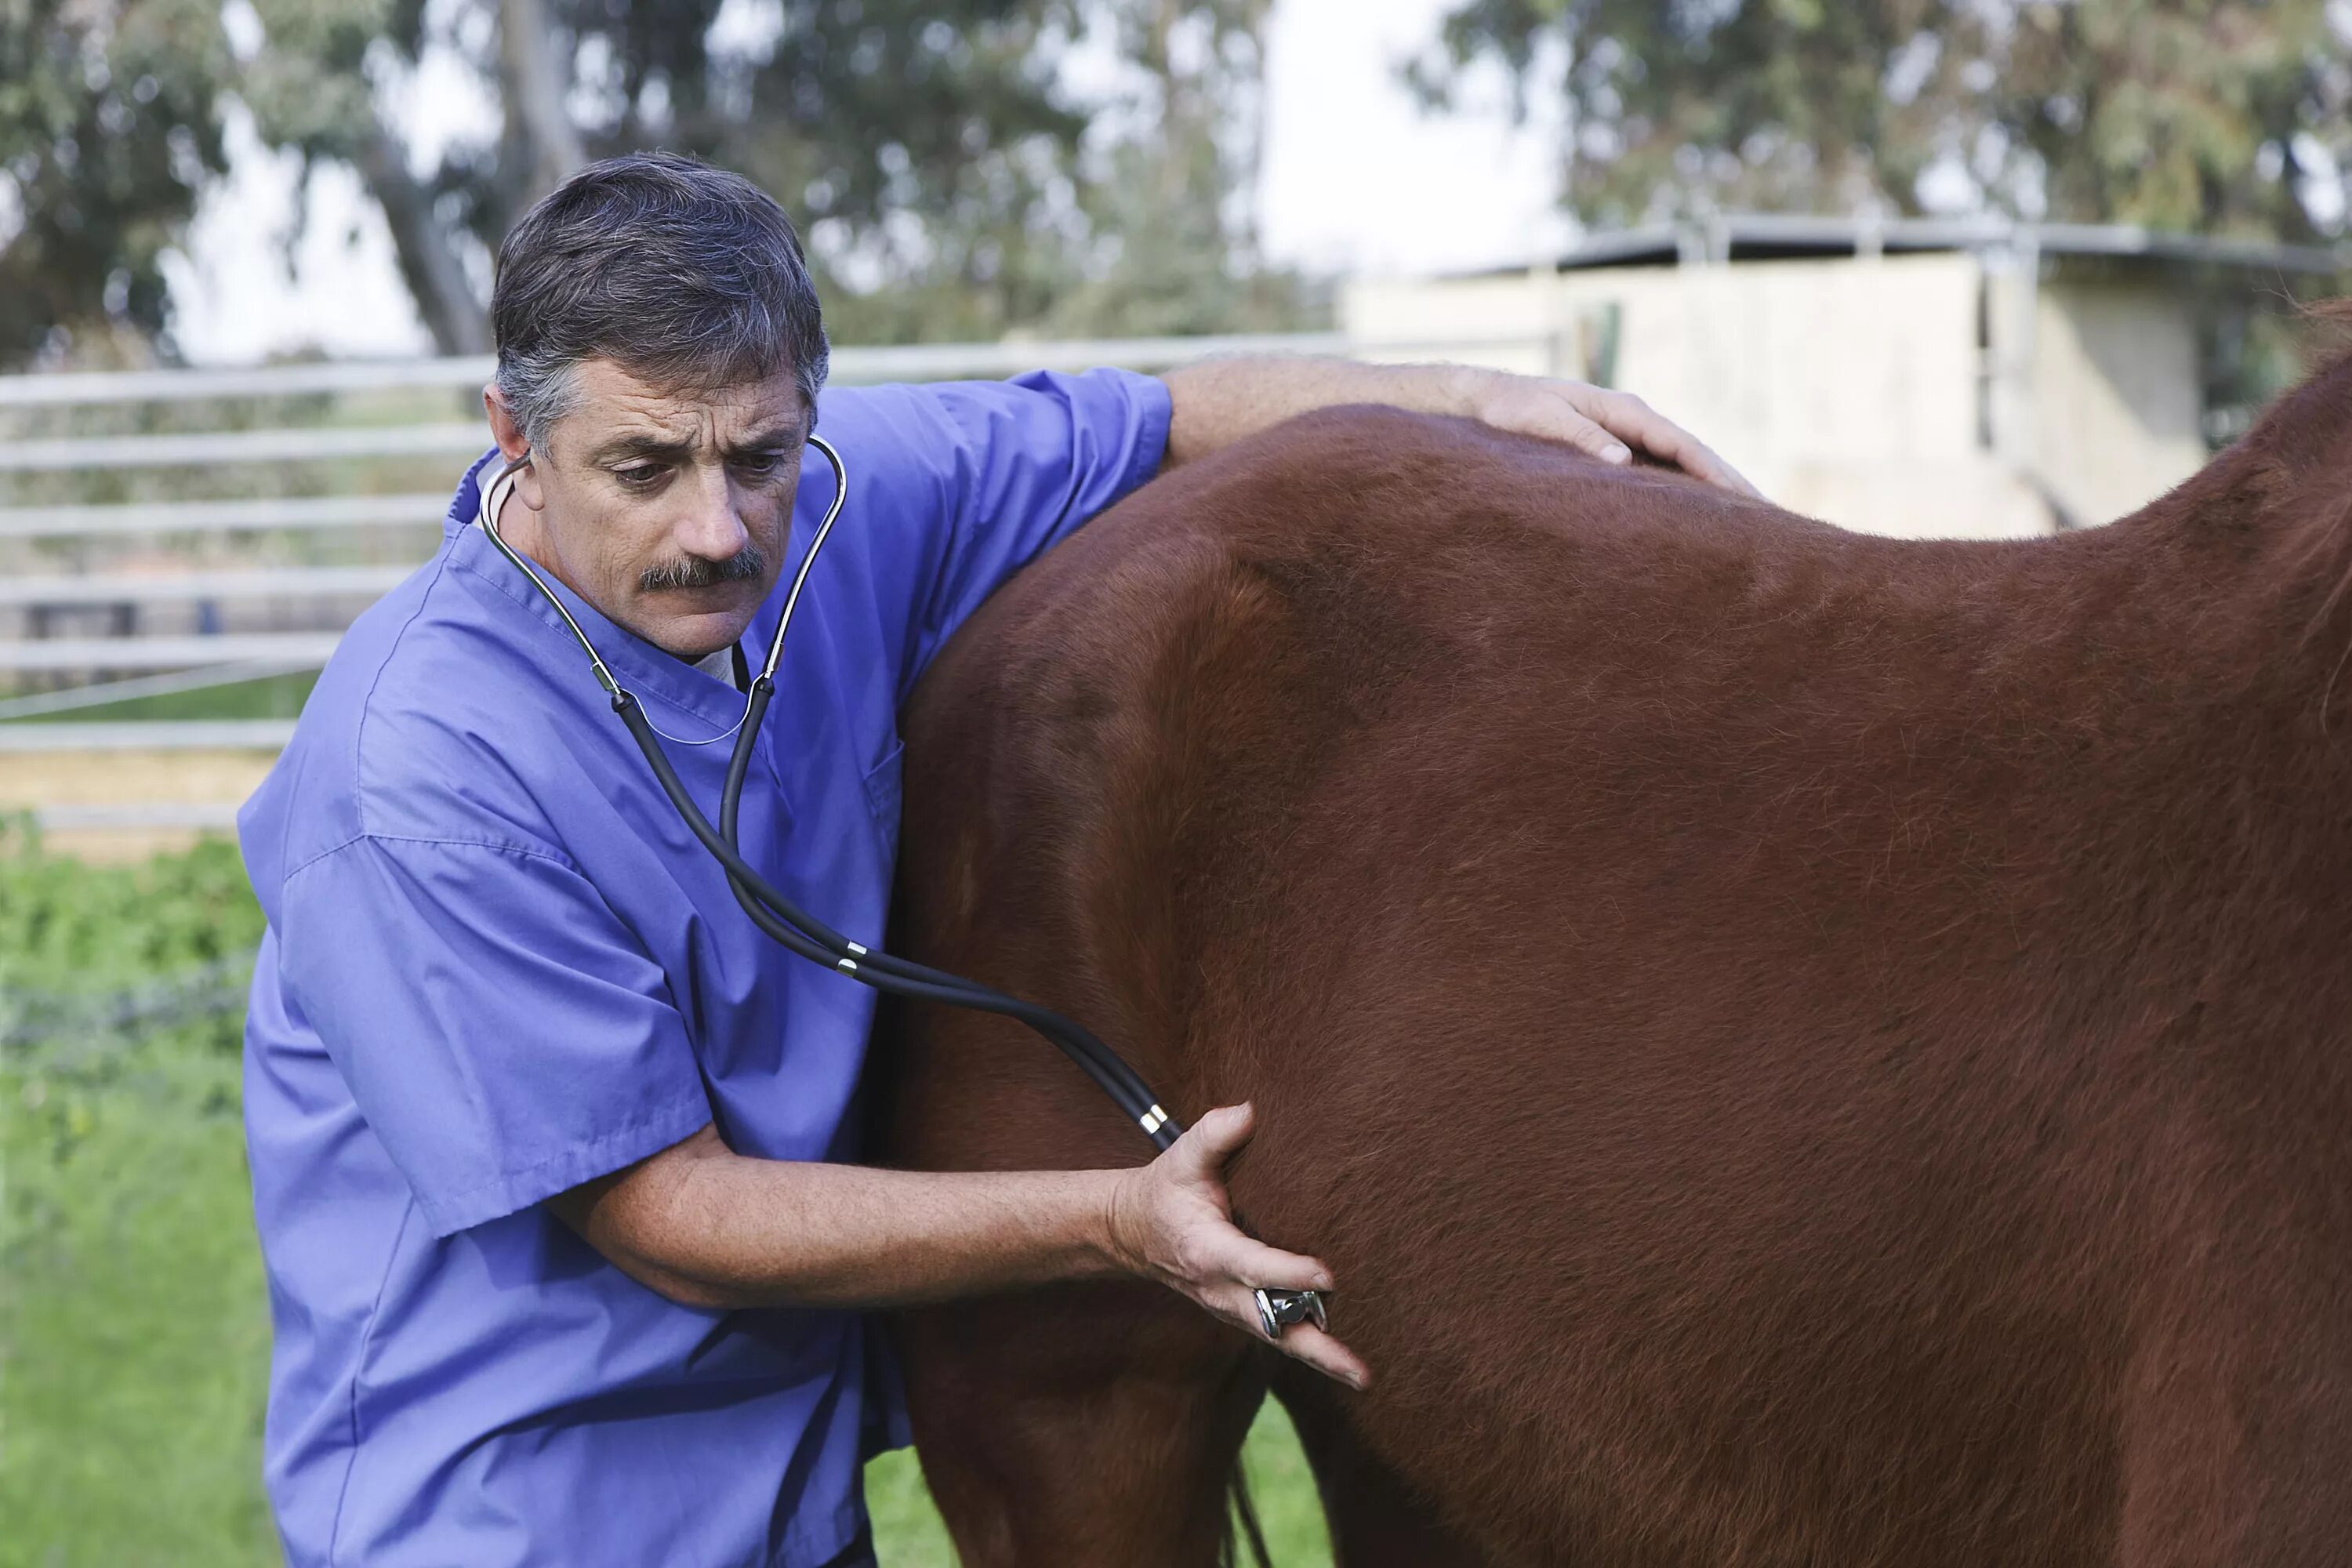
[482,383,546,512]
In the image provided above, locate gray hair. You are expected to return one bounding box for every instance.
[491,151,831,450]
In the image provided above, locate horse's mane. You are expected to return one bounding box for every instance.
[2153,298,2352,602]
[2307,296,2352,331]
[2268,296,2352,439]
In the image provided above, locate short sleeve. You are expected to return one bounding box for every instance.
[818,368,1171,705]
[274,834,712,1237]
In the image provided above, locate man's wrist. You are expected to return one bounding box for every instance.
[1084,1165,1145,1280]
[1436,361,1490,420]
[1381,361,1488,422]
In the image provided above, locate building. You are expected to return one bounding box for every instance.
[1343,215,2347,539]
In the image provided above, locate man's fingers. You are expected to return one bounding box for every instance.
[1214,1233,1336,1296]
[1581,389,1761,497]
[1200,1284,1367,1389]
[1537,402,1633,466]
[1468,372,1759,496]
[1468,380,1628,463]
[1271,1323,1370,1392]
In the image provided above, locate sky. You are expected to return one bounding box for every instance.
[161,0,1567,365]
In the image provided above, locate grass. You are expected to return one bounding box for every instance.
[0,833,1333,1566]
[2,1029,281,1566]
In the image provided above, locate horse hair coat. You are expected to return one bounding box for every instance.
[873,337,2352,1566]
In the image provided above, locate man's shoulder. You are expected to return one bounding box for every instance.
[239,557,572,891]
[814,368,1164,442]
[810,380,962,469]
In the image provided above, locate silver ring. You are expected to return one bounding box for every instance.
[1252,1287,1329,1339]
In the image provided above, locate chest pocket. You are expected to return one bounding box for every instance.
[859,739,905,826]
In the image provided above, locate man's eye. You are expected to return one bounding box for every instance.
[733,452,787,477]
[614,464,663,487]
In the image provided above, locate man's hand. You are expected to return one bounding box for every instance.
[1161,355,1758,497]
[1106,1102,1370,1391]
[1463,372,1762,497]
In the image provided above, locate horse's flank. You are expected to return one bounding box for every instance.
[877,345,2352,1565]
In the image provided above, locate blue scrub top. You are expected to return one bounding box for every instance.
[238,370,1171,1568]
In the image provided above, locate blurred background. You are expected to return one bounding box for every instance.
[2,2,2350,1563]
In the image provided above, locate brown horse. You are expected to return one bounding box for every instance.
[873,336,2352,1566]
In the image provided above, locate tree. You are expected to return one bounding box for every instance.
[0,0,234,365]
[0,0,1312,365]
[1037,0,1319,336]
[1415,1,2352,241]
[236,0,1313,354]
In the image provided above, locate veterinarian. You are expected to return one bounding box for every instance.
[237,151,1751,1568]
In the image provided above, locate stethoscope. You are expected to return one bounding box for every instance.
[475,437,1328,1342]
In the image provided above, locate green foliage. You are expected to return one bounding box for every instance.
[1419,0,2352,239]
[0,0,235,364]
[242,0,1089,324]
[1029,0,1319,338]
[1,1031,279,1568]
[0,835,274,1566]
[230,0,1322,350]
[0,1,1323,366]
[0,829,264,1003]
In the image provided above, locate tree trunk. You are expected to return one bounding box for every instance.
[499,0,586,201]
[357,123,492,358]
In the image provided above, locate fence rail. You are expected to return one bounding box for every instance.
[0,565,416,608]
[0,492,451,539]
[0,720,299,752]
[0,422,489,473]
[31,801,249,830]
[0,633,340,673]
[0,356,500,408]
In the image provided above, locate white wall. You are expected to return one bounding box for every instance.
[1343,253,2085,539]
[2027,281,2208,528]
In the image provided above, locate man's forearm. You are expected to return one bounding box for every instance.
[1157,354,1757,496]
[559,1109,1370,1387]
[557,1123,1125,1311]
[1160,355,1482,470]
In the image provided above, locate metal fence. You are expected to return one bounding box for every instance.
[0,330,1536,841]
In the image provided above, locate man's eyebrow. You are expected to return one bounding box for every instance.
[721,424,807,457]
[586,432,697,465]
[583,423,806,466]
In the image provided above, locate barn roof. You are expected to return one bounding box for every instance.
[1478,213,2349,278]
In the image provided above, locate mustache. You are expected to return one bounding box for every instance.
[638,546,767,593]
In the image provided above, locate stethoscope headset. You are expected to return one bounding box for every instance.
[476,437,1327,1341]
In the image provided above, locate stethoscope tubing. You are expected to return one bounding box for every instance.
[616,681,1171,1137]
[712,679,1167,1116]
[476,438,1183,1151]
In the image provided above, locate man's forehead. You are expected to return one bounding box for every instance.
[564,357,808,442]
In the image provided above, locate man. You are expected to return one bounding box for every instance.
[239,151,1751,1568]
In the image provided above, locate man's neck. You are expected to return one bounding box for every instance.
[691,643,744,689]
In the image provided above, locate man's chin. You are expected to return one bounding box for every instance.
[637,602,762,662]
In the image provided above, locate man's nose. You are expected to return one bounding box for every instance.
[675,463,751,560]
